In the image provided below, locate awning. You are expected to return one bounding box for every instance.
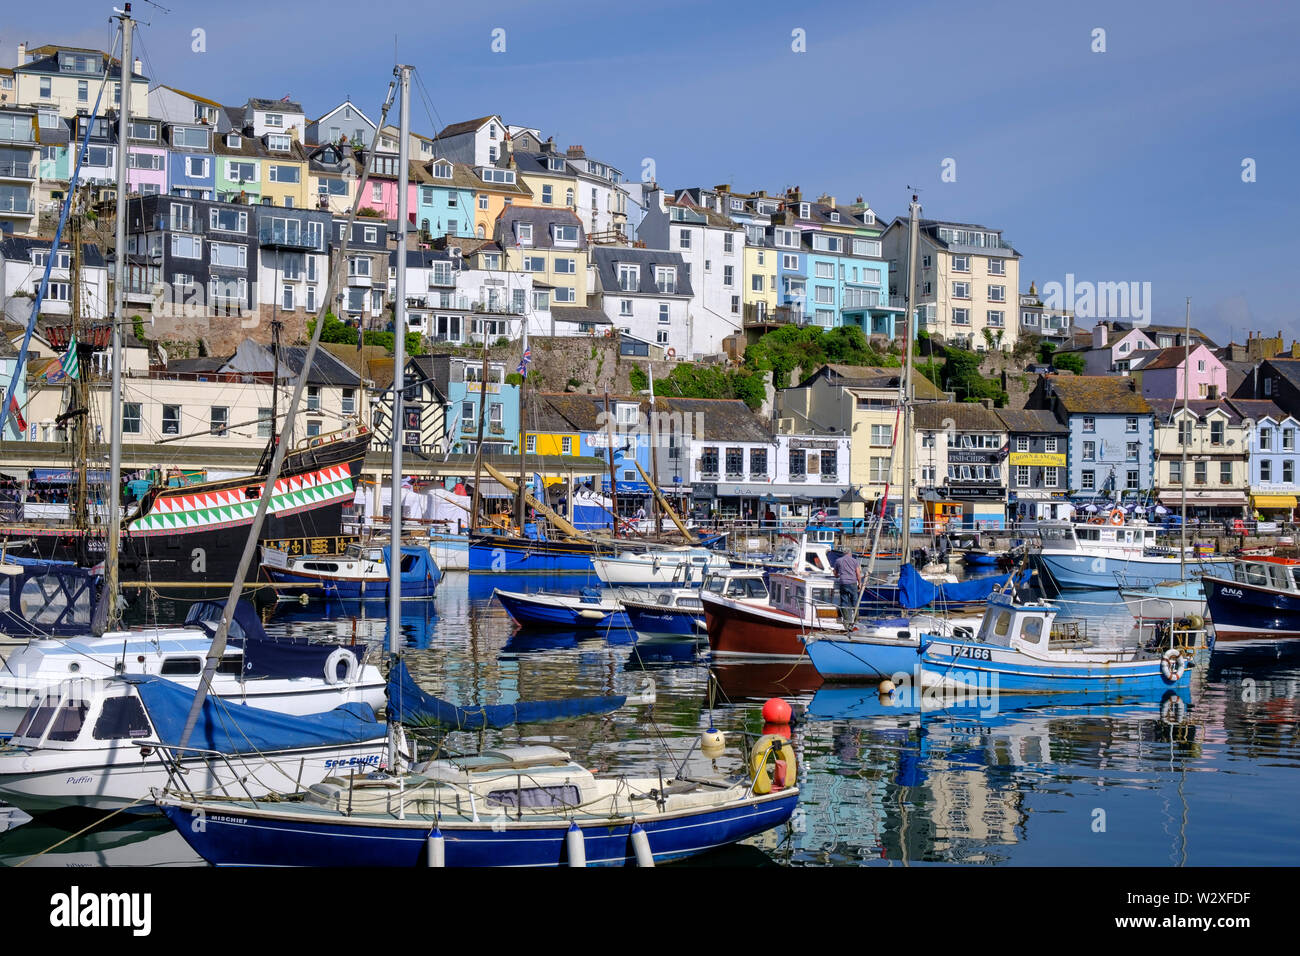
[1252,494,1297,510]
[33,468,111,484]
[713,482,847,498]
[601,479,652,495]
[1157,491,1249,507]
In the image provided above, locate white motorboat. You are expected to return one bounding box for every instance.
[591,547,731,586]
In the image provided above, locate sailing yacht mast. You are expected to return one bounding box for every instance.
[100,4,133,634]
[389,64,411,660]
[900,193,921,566]
[1181,297,1190,581]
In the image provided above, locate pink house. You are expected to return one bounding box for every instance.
[1134,344,1227,400]
[126,145,167,196]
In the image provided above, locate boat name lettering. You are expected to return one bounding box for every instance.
[1221,587,1243,598]
[65,774,94,785]
[953,645,992,661]
[324,755,381,769]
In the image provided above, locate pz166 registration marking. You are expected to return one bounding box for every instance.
[950,645,992,661]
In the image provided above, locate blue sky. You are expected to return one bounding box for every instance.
[5,0,1297,345]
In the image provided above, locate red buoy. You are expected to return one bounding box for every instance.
[762,697,792,724]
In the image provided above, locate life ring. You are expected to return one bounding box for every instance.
[750,734,797,795]
[324,647,359,685]
[1160,648,1185,684]
[1109,509,1125,526]
[666,347,677,359]
[1160,692,1187,725]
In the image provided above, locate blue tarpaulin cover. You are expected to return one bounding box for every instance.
[897,563,1028,609]
[126,675,383,754]
[387,659,625,730]
[183,599,369,680]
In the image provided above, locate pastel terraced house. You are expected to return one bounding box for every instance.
[306,142,359,214]
[1227,398,1300,520]
[13,43,148,119]
[124,116,167,197]
[497,206,588,310]
[1130,344,1227,400]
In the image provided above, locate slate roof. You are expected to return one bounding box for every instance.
[496,206,585,250]
[247,97,305,114]
[417,159,530,196]
[913,401,1004,432]
[436,116,499,138]
[1224,398,1294,424]
[591,247,693,298]
[1146,398,1243,424]
[993,408,1068,434]
[17,50,145,81]
[1043,375,1152,415]
[798,364,946,400]
[512,149,576,180]
[1132,345,1217,371]
[0,237,107,268]
[550,306,611,326]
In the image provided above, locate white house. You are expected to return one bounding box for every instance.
[432,115,507,167]
[0,236,109,322]
[590,247,692,358]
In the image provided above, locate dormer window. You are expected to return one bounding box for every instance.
[226,133,241,149]
[548,157,565,172]
[553,224,578,243]
[480,168,514,184]
[829,211,840,222]
[433,161,452,179]
[798,202,810,219]
[517,222,533,244]
[267,133,290,152]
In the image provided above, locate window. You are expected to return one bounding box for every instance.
[1285,429,1296,451]
[1220,461,1232,485]
[210,407,229,436]
[655,267,676,294]
[122,403,142,434]
[922,254,932,268]
[256,407,273,439]
[1016,436,1029,453]
[1082,441,1095,461]
[988,258,1005,275]
[1260,460,1272,482]
[659,304,670,323]
[1082,417,1095,433]
[871,424,892,446]
[516,222,533,245]
[541,184,553,204]
[186,156,208,178]
[209,241,246,268]
[171,234,201,258]
[953,281,970,298]
[781,253,799,270]
[724,265,735,286]
[1194,461,1207,485]
[265,113,284,128]
[952,255,970,272]
[1285,461,1295,484]
[678,228,691,249]
[1126,416,1138,433]
[988,284,1006,302]
[1045,437,1058,453]
[267,133,291,152]
[269,164,300,183]
[477,193,488,210]
[349,256,371,277]
[1126,442,1139,462]
[870,457,890,483]
[1016,465,1030,487]
[1260,428,1272,451]
[160,405,181,437]
[751,274,765,292]
[1210,419,1224,445]
[92,696,151,741]
[39,77,52,99]
[987,310,1004,328]
[750,448,767,477]
[210,207,248,232]
[814,261,834,279]
[814,285,834,304]
[952,308,969,326]
[553,258,575,274]
[1081,470,1095,490]
[282,284,295,310]
[553,287,575,303]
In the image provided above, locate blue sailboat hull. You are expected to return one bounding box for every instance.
[158,791,799,867]
[468,536,601,573]
[622,605,704,638]
[1204,573,1300,641]
[495,591,630,630]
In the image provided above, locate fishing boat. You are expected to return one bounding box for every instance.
[915,590,1207,693]
[619,568,769,641]
[1118,578,1207,622]
[0,599,384,736]
[591,546,730,586]
[494,587,630,630]
[1030,519,1231,591]
[1202,557,1300,641]
[703,570,845,658]
[258,542,440,600]
[0,674,393,815]
[802,611,985,683]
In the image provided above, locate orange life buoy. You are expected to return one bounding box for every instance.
[1110,509,1125,526]
[666,347,677,359]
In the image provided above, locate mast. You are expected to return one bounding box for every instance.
[515,326,529,530]
[270,317,281,449]
[1181,296,1190,580]
[470,342,490,531]
[389,63,411,660]
[69,195,89,534]
[900,192,920,566]
[101,4,133,634]
[647,362,661,535]
[604,388,619,535]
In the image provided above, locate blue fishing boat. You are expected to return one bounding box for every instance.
[259,543,440,599]
[494,587,631,630]
[1202,558,1300,642]
[1030,520,1231,591]
[618,569,769,641]
[803,612,984,683]
[156,735,798,867]
[915,591,1207,693]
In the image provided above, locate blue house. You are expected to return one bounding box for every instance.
[413,159,477,240]
[1228,398,1300,521]
[164,122,215,199]
[1028,375,1155,505]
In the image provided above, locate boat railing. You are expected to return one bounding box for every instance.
[138,740,262,803]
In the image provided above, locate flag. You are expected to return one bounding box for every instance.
[8,396,26,433]
[516,345,531,376]
[60,334,80,381]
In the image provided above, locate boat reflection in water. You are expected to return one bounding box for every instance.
[0,816,201,867]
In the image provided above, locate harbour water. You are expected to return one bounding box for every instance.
[3,571,1298,867]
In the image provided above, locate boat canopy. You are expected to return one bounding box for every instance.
[387,659,625,730]
[898,563,1027,609]
[183,599,369,679]
[126,675,382,755]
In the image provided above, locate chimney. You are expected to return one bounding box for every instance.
[17,43,26,64]
[715,184,730,194]
[565,144,584,159]
[133,56,143,75]
[1093,324,1108,349]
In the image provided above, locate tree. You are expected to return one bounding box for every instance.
[1053,351,1085,375]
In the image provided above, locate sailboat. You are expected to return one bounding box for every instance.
[154,66,800,866]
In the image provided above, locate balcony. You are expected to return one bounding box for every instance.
[0,161,35,181]
[743,303,806,328]
[258,223,318,249]
[0,196,35,217]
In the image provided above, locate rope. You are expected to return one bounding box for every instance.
[15,794,151,866]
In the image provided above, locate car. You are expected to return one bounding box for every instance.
[1026,363,1053,374]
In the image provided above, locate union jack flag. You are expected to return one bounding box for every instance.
[517,346,532,376]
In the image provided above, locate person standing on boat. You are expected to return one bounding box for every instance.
[833,549,862,621]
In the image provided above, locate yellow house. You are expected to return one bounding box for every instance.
[258,138,310,210]
[774,364,946,525]
[497,207,588,309]
[743,244,778,324]
[14,44,149,119]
